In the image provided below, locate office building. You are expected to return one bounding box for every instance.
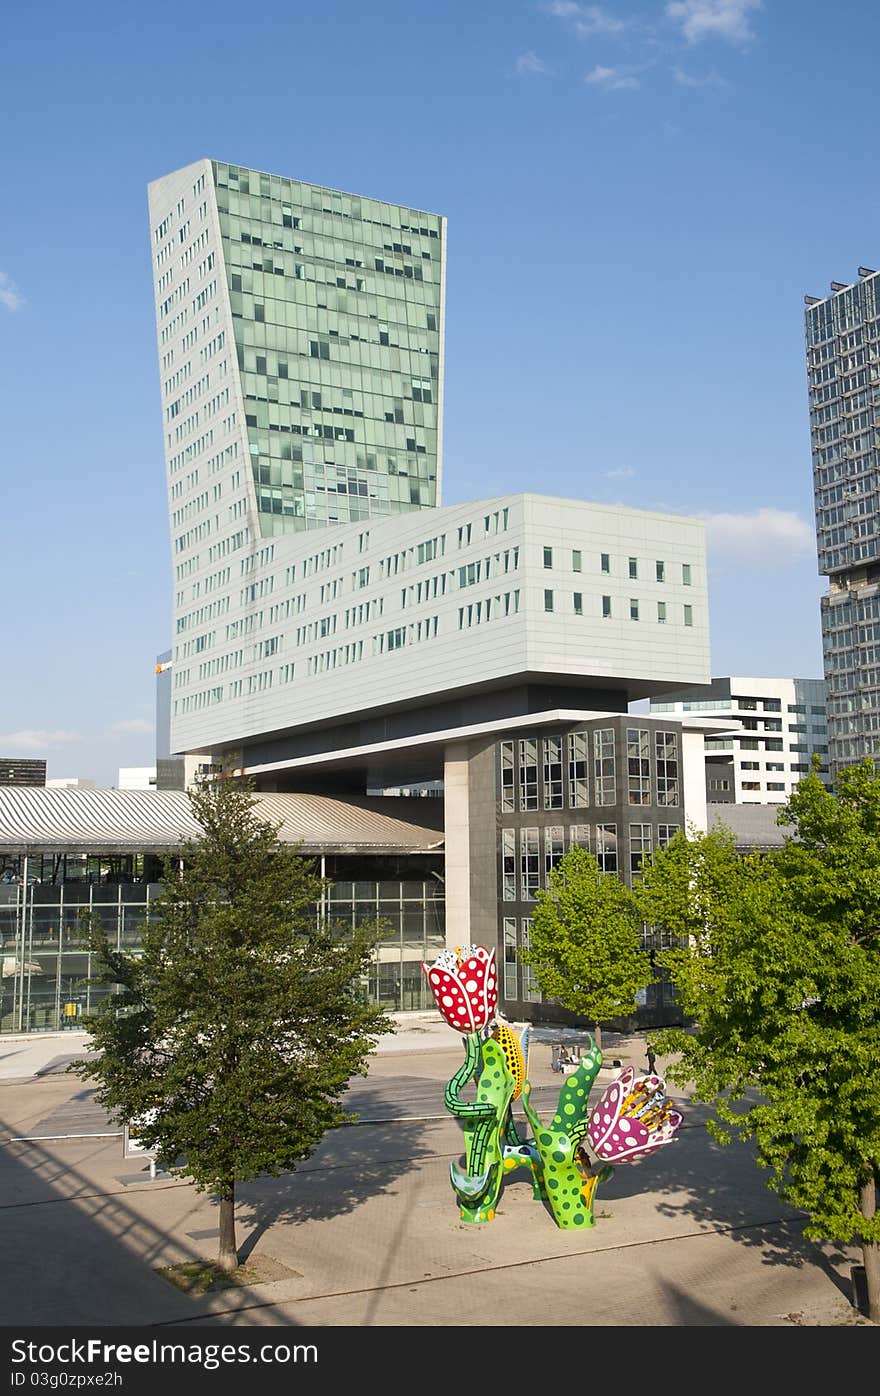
[0,760,46,788]
[133,159,720,1025]
[651,676,828,803]
[806,268,880,776]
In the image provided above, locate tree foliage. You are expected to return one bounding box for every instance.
[640,767,880,1319]
[520,844,652,1045]
[74,777,393,1268]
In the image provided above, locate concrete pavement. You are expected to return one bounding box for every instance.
[0,1036,871,1327]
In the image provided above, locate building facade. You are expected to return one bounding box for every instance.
[142,158,724,1024]
[806,268,880,776]
[650,676,828,804]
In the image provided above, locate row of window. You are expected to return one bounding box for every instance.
[542,548,693,587]
[500,730,679,812]
[501,822,681,901]
[544,592,694,625]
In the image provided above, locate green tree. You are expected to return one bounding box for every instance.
[74,776,392,1272]
[640,771,880,1322]
[520,844,652,1049]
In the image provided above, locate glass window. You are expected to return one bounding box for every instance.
[573,592,583,615]
[602,595,612,619]
[543,736,563,809]
[682,563,691,585]
[569,824,590,849]
[543,546,553,568]
[657,824,679,848]
[657,601,667,624]
[628,557,638,579]
[572,549,582,572]
[656,560,665,582]
[627,728,651,805]
[544,589,554,612]
[683,605,693,627]
[544,826,565,882]
[500,740,515,813]
[521,828,540,900]
[594,728,616,804]
[601,553,610,574]
[502,829,516,901]
[503,918,518,999]
[596,823,617,873]
[518,739,538,810]
[763,698,782,712]
[655,730,679,806]
[521,919,540,1002]
[630,598,640,621]
[568,731,589,807]
[630,823,653,878]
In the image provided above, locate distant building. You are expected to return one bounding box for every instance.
[45,778,98,790]
[806,268,880,776]
[117,767,157,790]
[0,760,46,787]
[651,676,828,804]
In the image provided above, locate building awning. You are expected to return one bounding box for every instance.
[0,788,445,857]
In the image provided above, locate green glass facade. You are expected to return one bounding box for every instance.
[212,161,444,535]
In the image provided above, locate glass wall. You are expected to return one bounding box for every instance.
[0,869,446,1032]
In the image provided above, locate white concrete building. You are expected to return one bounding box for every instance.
[650,676,829,804]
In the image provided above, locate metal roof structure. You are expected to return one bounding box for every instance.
[0,788,445,856]
[707,802,794,850]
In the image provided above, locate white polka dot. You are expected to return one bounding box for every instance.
[619,1119,630,1133]
[442,995,453,1007]
[465,980,478,993]
[603,1114,611,1125]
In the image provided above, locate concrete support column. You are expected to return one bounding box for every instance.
[681,728,708,833]
[443,741,472,948]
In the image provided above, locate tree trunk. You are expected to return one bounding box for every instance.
[218,1181,238,1273]
[593,1023,603,1053]
[861,1171,880,1323]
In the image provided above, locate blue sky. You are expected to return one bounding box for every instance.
[1,0,876,785]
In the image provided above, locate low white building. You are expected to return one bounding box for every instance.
[117,767,157,791]
[650,675,829,804]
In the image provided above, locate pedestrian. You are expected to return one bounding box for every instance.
[646,1044,657,1075]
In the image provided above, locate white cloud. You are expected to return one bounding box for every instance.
[703,508,814,566]
[672,64,729,86]
[605,465,637,479]
[586,63,641,90]
[547,3,628,38]
[666,0,761,45]
[0,730,82,752]
[515,50,553,76]
[0,272,24,312]
[110,718,153,736]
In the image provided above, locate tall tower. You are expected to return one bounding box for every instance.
[805,268,880,777]
[149,159,445,539]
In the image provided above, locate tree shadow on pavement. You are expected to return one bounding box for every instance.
[594,1097,857,1300]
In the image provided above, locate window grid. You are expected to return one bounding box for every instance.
[655,729,679,806]
[543,736,563,809]
[518,738,538,811]
[594,728,616,805]
[627,727,651,806]
[568,731,589,807]
[596,823,618,873]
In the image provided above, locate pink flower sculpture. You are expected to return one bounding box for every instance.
[422,946,498,1033]
[586,1065,682,1163]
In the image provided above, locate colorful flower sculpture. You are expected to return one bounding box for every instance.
[423,948,684,1229]
[423,946,497,1033]
[586,1065,682,1163]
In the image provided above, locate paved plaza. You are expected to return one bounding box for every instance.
[0,1020,870,1327]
